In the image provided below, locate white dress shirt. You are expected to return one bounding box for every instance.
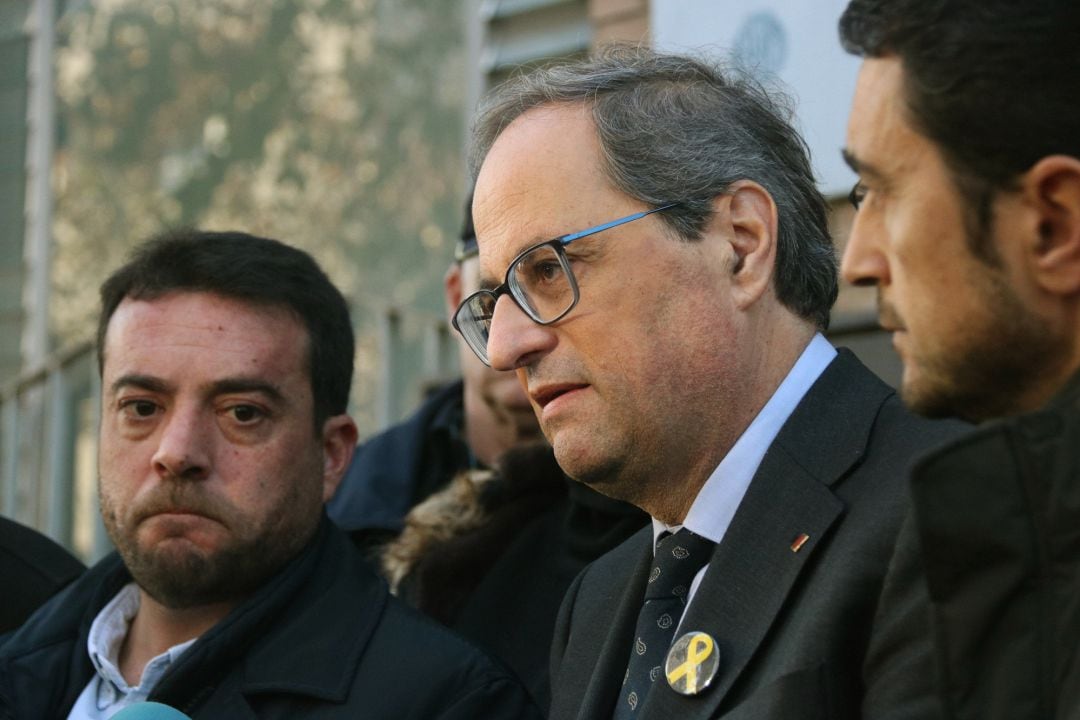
[652,333,837,613]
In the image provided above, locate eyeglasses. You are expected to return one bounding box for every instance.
[452,203,678,365]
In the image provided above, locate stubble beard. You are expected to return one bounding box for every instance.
[898,272,1061,423]
[100,481,320,609]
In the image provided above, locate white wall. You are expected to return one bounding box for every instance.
[652,0,860,197]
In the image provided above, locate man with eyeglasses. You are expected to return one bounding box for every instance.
[330,195,647,709]
[457,47,965,720]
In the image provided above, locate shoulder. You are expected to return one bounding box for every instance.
[0,518,85,636]
[0,517,84,589]
[569,525,652,598]
[871,392,969,453]
[1,551,122,655]
[553,526,652,643]
[362,598,542,719]
[859,393,970,484]
[800,349,970,475]
[0,554,124,716]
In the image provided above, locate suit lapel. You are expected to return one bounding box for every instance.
[641,457,843,719]
[641,350,891,719]
[574,531,654,720]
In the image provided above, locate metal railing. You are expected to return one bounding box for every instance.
[0,339,111,563]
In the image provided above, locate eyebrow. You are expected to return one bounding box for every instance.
[209,378,286,404]
[841,148,886,181]
[477,272,502,292]
[476,240,541,291]
[109,374,285,404]
[110,374,173,396]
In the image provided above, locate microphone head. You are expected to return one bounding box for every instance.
[110,702,193,719]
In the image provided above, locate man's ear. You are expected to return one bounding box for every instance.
[444,262,463,324]
[1023,155,1080,296]
[710,180,779,310]
[320,415,359,502]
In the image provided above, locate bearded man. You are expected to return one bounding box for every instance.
[0,229,539,720]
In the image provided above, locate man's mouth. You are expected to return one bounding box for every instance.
[876,292,906,333]
[530,383,588,409]
[136,497,221,526]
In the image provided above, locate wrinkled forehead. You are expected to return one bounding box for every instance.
[471,103,627,290]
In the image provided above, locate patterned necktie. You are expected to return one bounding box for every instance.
[613,528,715,720]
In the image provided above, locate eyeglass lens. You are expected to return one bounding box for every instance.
[509,244,576,322]
[458,293,495,362]
[456,243,577,364]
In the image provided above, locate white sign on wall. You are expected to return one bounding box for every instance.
[652,0,860,197]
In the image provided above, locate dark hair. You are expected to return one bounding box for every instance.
[470,46,837,329]
[840,0,1080,261]
[97,229,354,428]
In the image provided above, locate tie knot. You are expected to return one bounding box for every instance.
[645,529,714,601]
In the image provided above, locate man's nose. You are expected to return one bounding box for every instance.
[486,293,558,371]
[151,407,212,481]
[840,217,889,287]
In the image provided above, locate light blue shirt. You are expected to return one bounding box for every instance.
[652,333,837,610]
[66,583,198,720]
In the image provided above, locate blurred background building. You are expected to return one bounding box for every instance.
[0,0,892,561]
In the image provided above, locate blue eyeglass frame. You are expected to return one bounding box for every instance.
[451,202,679,363]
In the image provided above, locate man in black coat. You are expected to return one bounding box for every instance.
[839,2,1080,718]
[0,230,539,719]
[0,515,84,635]
[454,47,964,719]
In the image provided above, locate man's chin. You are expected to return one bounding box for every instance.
[551,432,620,487]
[901,385,959,420]
[129,546,231,609]
[900,367,988,422]
[124,535,277,609]
[899,364,951,417]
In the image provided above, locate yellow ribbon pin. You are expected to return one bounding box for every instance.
[665,632,716,693]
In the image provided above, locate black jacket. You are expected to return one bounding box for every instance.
[0,517,540,720]
[866,373,1080,720]
[0,516,84,635]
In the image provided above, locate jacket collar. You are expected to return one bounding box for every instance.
[149,518,387,712]
[233,525,386,702]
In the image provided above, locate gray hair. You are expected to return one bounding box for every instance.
[470,46,837,329]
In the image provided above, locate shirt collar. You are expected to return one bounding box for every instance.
[652,333,837,549]
[85,582,198,711]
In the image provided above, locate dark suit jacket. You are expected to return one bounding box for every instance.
[549,350,966,720]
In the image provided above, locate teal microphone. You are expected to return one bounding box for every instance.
[110,702,192,719]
